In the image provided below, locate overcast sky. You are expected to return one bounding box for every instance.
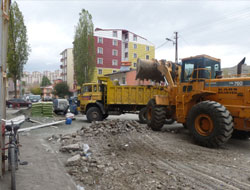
[16,0,250,72]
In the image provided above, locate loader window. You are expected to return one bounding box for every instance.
[183,63,194,82]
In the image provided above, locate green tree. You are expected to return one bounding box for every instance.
[41,76,52,87]
[30,87,41,95]
[53,82,72,98]
[73,9,96,85]
[7,2,30,97]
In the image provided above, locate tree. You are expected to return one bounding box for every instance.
[73,9,96,85]
[30,87,41,95]
[41,76,51,87]
[7,2,30,97]
[53,82,72,98]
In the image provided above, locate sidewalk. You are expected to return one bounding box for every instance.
[0,135,77,190]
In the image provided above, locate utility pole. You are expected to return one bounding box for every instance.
[174,32,178,64]
[0,0,11,177]
[166,31,178,64]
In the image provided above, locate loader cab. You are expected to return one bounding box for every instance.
[181,55,221,82]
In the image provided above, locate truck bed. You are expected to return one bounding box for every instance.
[107,85,167,105]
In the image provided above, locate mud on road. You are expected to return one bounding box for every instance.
[49,119,250,190]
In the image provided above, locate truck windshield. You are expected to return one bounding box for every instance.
[82,85,92,93]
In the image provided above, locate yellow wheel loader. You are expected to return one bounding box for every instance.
[136,55,250,148]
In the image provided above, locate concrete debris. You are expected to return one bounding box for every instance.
[47,119,151,189]
[79,119,149,137]
[60,143,81,152]
[66,154,81,166]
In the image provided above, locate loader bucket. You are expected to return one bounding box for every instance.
[136,59,164,82]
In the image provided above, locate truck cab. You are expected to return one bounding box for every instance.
[78,82,104,114]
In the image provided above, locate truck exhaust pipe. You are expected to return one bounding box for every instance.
[237,57,246,75]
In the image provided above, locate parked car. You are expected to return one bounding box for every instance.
[29,95,41,103]
[6,98,32,108]
[53,99,69,115]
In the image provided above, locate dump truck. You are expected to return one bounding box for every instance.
[78,76,168,123]
[136,55,250,148]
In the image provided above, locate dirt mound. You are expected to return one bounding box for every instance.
[79,119,149,137]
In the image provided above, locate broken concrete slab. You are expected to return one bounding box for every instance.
[60,143,81,152]
[66,154,81,166]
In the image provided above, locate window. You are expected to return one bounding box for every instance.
[133,44,137,49]
[112,59,118,66]
[146,55,149,60]
[94,85,97,92]
[133,53,137,58]
[83,85,92,93]
[97,47,103,54]
[113,70,117,73]
[124,33,128,40]
[133,35,137,41]
[183,63,194,82]
[125,43,128,48]
[122,77,126,85]
[113,31,117,37]
[133,62,136,67]
[113,40,118,46]
[125,52,128,58]
[146,46,150,51]
[98,69,102,75]
[97,58,103,64]
[112,49,118,56]
[98,37,103,44]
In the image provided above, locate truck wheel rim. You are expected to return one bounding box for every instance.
[92,112,98,120]
[195,114,213,136]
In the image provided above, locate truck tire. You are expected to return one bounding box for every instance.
[147,99,166,131]
[86,107,103,122]
[103,114,109,120]
[139,107,147,124]
[187,101,233,148]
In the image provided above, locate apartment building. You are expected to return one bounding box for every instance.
[22,70,62,86]
[94,28,155,81]
[60,48,74,90]
[60,28,155,89]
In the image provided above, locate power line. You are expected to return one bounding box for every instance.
[181,7,250,37]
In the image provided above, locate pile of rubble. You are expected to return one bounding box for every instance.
[48,120,150,189]
[79,119,149,138]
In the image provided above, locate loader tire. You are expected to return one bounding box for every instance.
[165,118,175,125]
[86,107,103,123]
[187,101,233,148]
[139,107,147,124]
[147,99,166,131]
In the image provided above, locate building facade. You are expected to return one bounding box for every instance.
[60,28,155,90]
[94,28,155,81]
[60,48,74,90]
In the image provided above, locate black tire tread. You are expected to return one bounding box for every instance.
[187,100,234,148]
[147,99,166,131]
[86,107,103,122]
[138,107,147,124]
